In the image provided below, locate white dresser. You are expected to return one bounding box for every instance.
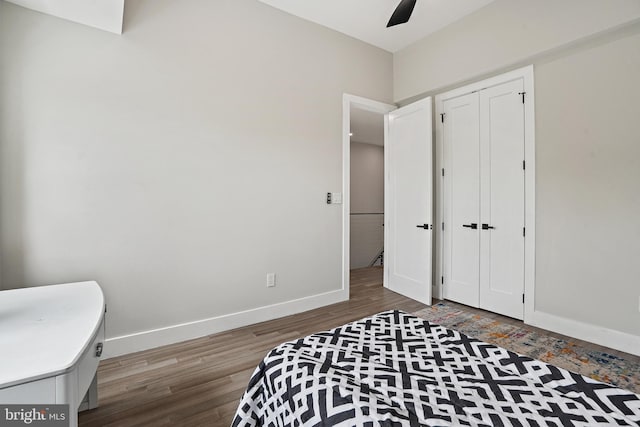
[0,282,105,427]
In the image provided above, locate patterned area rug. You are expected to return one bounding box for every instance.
[413,303,640,394]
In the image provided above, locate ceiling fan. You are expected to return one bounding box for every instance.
[387,0,417,27]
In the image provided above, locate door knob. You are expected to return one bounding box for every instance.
[416,224,431,229]
[482,224,495,230]
[462,223,478,229]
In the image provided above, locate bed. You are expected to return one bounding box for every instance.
[232,310,640,426]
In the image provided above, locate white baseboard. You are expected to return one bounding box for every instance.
[103,288,348,359]
[528,309,640,357]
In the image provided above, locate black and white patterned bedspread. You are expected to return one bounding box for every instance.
[232,311,640,426]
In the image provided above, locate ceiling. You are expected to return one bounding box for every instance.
[4,0,124,34]
[351,107,384,146]
[4,1,494,48]
[257,0,495,52]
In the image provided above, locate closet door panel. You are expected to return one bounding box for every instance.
[479,79,525,319]
[443,93,480,307]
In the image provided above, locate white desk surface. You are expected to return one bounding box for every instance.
[0,282,105,388]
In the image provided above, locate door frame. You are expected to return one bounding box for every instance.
[434,65,536,323]
[342,94,396,298]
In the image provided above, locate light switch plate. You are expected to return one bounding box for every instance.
[331,192,342,204]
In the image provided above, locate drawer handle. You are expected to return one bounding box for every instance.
[95,342,103,358]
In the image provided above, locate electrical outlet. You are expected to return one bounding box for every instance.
[267,273,276,288]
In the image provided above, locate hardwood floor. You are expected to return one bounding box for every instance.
[79,267,424,427]
[80,268,640,426]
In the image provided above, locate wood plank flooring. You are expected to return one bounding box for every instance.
[80,267,640,426]
[79,267,424,427]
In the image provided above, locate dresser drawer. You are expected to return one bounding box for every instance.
[77,318,104,404]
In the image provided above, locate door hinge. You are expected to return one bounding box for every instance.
[518,91,526,103]
[440,113,445,123]
[522,294,525,303]
[441,276,444,285]
[442,222,444,231]
[522,160,526,170]
[442,168,445,177]
[523,227,526,237]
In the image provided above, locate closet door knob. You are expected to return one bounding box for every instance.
[462,223,478,229]
[482,224,495,230]
[416,224,430,230]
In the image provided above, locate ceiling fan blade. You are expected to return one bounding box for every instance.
[387,0,417,28]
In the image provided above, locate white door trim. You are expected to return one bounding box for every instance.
[342,94,396,297]
[434,66,536,324]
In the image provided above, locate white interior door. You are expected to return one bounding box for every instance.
[479,79,525,319]
[442,93,480,307]
[384,97,432,305]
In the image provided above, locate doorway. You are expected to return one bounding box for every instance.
[349,107,385,273]
[341,95,395,297]
[342,94,434,306]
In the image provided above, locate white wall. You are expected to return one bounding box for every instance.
[350,141,384,269]
[0,0,393,355]
[350,141,384,214]
[535,30,640,338]
[394,1,640,350]
[394,0,640,102]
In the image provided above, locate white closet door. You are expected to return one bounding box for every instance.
[479,79,525,319]
[443,93,480,307]
[385,97,432,305]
